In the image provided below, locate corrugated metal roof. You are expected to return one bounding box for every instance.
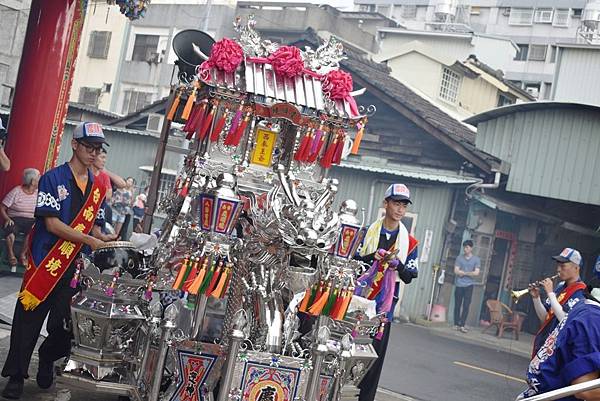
[338,162,479,184]
[471,104,600,206]
[464,102,600,126]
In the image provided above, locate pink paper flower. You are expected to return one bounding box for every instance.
[268,46,305,78]
[323,69,353,100]
[202,38,244,73]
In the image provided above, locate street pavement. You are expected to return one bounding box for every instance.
[0,272,530,401]
[379,323,530,401]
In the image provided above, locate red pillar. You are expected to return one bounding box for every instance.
[0,0,86,196]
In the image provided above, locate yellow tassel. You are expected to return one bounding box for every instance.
[167,90,181,121]
[308,285,331,315]
[351,118,367,155]
[19,289,41,311]
[181,88,196,121]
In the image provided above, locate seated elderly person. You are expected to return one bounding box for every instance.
[0,168,40,272]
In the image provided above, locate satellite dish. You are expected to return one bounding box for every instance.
[172,29,215,81]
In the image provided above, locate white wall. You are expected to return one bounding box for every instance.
[70,2,128,112]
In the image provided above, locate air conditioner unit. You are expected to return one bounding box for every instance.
[146,113,163,132]
[525,87,539,98]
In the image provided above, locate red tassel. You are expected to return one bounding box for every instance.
[332,131,345,165]
[210,109,228,142]
[183,105,200,133]
[320,133,338,169]
[186,102,207,140]
[197,106,215,140]
[224,114,250,147]
[294,129,312,161]
[307,131,326,163]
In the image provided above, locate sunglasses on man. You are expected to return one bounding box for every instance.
[77,140,105,155]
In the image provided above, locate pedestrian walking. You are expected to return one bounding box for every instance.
[355,183,419,401]
[453,239,480,333]
[1,122,110,399]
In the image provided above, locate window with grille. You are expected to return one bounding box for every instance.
[121,90,153,115]
[87,31,111,59]
[508,8,534,25]
[439,67,461,104]
[131,34,160,62]
[528,45,547,61]
[514,44,529,61]
[553,9,569,26]
[401,5,417,19]
[572,8,583,18]
[79,87,101,106]
[534,8,554,23]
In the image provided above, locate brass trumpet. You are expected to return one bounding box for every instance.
[511,274,559,304]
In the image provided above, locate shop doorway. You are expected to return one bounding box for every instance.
[480,237,510,321]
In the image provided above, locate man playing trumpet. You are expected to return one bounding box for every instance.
[530,248,587,356]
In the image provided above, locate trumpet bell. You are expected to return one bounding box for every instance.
[511,289,530,304]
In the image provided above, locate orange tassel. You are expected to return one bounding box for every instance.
[210,108,228,142]
[298,287,312,313]
[172,257,189,290]
[308,284,331,315]
[211,266,228,298]
[214,264,233,298]
[188,258,208,295]
[166,90,181,121]
[320,133,338,169]
[181,88,196,121]
[351,118,366,155]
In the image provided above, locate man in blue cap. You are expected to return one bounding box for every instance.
[355,183,419,401]
[529,247,587,357]
[1,122,114,399]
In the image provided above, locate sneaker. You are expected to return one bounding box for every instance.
[36,359,54,389]
[454,325,460,331]
[460,326,468,333]
[2,376,24,399]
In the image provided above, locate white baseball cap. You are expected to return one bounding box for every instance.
[73,122,109,146]
[552,248,582,267]
[384,183,412,204]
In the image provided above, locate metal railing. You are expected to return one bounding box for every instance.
[522,377,600,401]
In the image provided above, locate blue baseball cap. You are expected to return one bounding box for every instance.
[73,122,109,146]
[552,247,582,267]
[384,183,412,204]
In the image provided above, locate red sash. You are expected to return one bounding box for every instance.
[19,182,106,311]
